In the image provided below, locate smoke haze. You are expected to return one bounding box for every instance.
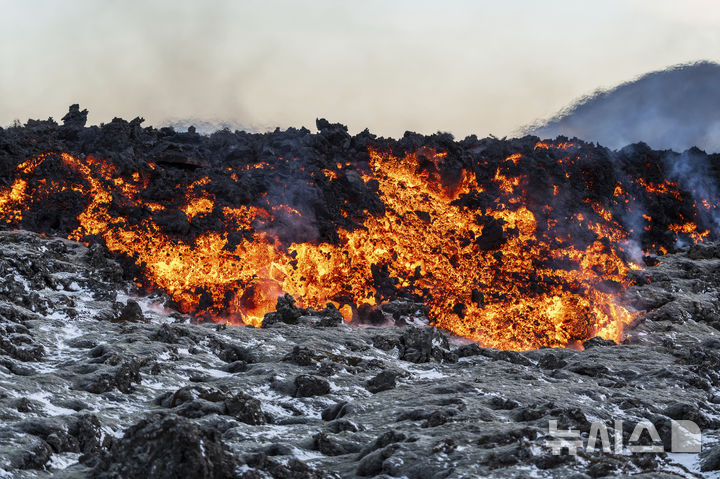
[529,62,720,153]
[1,1,720,141]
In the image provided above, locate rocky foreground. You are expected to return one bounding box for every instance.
[1,231,720,478]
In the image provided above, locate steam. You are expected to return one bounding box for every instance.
[261,178,321,244]
[527,61,720,154]
[164,120,257,136]
[620,206,649,262]
[664,148,720,232]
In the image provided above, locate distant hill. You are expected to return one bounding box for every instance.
[163,119,254,135]
[526,61,720,153]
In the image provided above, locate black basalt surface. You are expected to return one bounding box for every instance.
[0,230,719,477]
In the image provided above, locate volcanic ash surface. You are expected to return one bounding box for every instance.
[1,230,720,477]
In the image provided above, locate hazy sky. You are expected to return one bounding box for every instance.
[1,0,719,137]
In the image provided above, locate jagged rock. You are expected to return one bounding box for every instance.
[358,430,406,459]
[93,413,238,479]
[242,453,332,479]
[0,338,44,361]
[537,352,568,369]
[565,361,611,377]
[398,327,457,363]
[663,402,712,428]
[366,370,399,393]
[321,401,355,421]
[582,336,617,349]
[481,349,533,366]
[167,385,229,407]
[223,360,248,373]
[285,345,316,366]
[455,342,483,357]
[311,303,345,327]
[76,358,141,394]
[212,341,253,364]
[294,375,330,397]
[422,410,451,428]
[151,323,180,343]
[117,300,145,322]
[61,104,89,129]
[224,392,266,425]
[16,414,102,456]
[372,334,401,351]
[262,294,304,327]
[702,445,720,471]
[262,443,294,456]
[326,419,362,433]
[7,436,53,470]
[312,431,361,456]
[356,444,400,476]
[162,385,266,425]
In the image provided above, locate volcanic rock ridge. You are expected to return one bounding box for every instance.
[2,106,720,351]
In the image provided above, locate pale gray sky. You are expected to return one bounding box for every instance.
[1,0,719,137]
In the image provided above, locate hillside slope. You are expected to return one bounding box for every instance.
[528,62,720,153]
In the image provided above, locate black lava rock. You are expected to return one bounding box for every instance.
[117,300,145,322]
[294,375,330,397]
[366,370,399,394]
[399,327,451,363]
[582,336,617,349]
[321,401,354,422]
[358,430,406,459]
[92,413,238,479]
[285,345,316,366]
[356,445,400,476]
[224,392,266,425]
[312,432,361,456]
[702,445,720,471]
[242,452,330,478]
[262,294,304,327]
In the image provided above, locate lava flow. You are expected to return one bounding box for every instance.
[0,131,716,350]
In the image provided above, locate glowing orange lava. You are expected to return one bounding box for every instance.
[0,147,658,350]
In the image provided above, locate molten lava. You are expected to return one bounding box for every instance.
[0,141,712,350]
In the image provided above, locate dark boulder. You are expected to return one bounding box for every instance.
[582,336,617,349]
[76,358,142,394]
[262,294,304,327]
[356,445,400,477]
[61,104,89,129]
[224,392,267,425]
[399,327,457,363]
[322,401,355,421]
[358,430,406,459]
[92,413,238,479]
[163,385,266,425]
[702,445,720,471]
[312,432,361,456]
[242,453,332,478]
[285,345,317,366]
[16,414,102,456]
[366,370,399,394]
[116,299,145,322]
[8,436,53,470]
[294,375,330,397]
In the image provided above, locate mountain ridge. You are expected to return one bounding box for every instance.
[527,61,720,153]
